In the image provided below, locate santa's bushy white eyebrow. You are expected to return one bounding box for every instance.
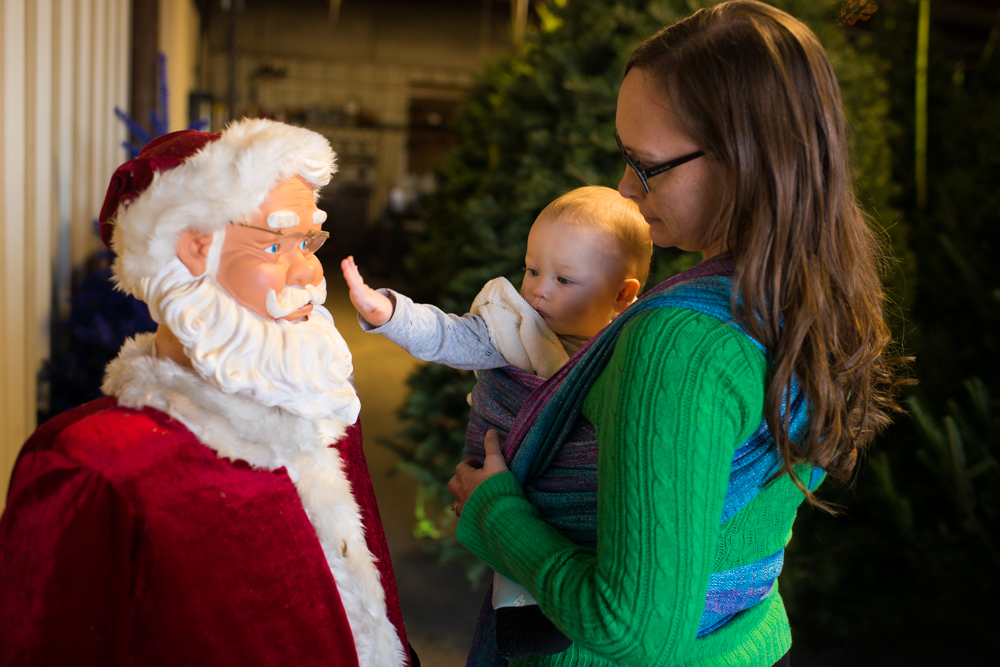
[313,210,327,225]
[267,211,300,229]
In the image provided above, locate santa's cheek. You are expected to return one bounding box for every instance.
[246,265,285,295]
[218,261,287,314]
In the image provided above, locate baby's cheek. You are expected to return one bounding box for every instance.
[518,280,534,302]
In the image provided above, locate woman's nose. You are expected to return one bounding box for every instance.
[618,167,643,200]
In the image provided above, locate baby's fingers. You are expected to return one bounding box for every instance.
[341,256,365,290]
[483,430,509,475]
[341,258,392,326]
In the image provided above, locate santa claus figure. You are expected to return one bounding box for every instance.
[0,120,414,667]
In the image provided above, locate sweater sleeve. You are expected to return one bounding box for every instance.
[358,288,509,370]
[456,308,767,666]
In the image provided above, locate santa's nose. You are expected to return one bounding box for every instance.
[286,250,322,287]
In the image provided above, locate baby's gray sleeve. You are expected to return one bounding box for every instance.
[357,289,508,370]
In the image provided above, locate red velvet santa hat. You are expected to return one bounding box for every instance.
[100,118,336,296]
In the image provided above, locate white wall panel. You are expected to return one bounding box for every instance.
[71,0,93,271]
[1,0,29,513]
[0,0,130,510]
[27,0,55,426]
[91,0,109,227]
[54,0,75,321]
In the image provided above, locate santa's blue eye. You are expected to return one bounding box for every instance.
[266,243,280,254]
[298,238,309,252]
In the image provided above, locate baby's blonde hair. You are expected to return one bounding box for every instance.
[536,186,653,289]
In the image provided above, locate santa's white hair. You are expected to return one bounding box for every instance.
[110,118,336,298]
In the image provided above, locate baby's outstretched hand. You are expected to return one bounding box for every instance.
[341,256,393,327]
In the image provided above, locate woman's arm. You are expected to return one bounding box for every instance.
[456,308,766,665]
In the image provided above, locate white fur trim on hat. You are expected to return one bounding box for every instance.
[110,118,337,296]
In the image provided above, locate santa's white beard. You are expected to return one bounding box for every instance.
[266,280,327,319]
[137,258,361,425]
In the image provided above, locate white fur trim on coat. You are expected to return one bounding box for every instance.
[110,119,337,297]
[471,277,569,379]
[102,334,407,667]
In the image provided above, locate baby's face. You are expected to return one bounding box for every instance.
[520,215,629,339]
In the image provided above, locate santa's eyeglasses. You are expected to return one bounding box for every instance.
[236,223,330,255]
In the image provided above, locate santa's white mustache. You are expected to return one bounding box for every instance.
[266,279,328,318]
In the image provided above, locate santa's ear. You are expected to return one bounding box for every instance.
[176,228,216,277]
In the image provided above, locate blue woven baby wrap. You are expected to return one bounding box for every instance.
[464,367,599,548]
[465,266,824,666]
[657,276,824,634]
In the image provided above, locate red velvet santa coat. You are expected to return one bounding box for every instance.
[0,335,411,667]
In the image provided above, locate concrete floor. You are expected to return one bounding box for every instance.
[326,272,489,667]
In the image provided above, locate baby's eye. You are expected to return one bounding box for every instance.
[557,276,573,285]
[265,243,281,255]
[524,267,539,277]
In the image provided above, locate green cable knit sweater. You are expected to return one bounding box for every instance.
[457,307,813,666]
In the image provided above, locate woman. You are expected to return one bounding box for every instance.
[449,2,906,665]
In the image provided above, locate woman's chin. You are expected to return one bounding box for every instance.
[647,228,677,249]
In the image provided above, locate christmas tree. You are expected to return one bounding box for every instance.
[778,0,1000,650]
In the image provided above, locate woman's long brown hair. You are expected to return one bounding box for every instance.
[627,0,909,502]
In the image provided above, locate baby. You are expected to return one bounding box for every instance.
[342,185,651,377]
[341,185,652,657]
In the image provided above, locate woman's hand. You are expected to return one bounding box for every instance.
[341,255,394,326]
[448,430,508,517]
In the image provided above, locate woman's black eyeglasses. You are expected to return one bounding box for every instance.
[615,133,705,193]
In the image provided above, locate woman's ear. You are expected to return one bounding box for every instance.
[176,229,215,277]
[614,278,642,314]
